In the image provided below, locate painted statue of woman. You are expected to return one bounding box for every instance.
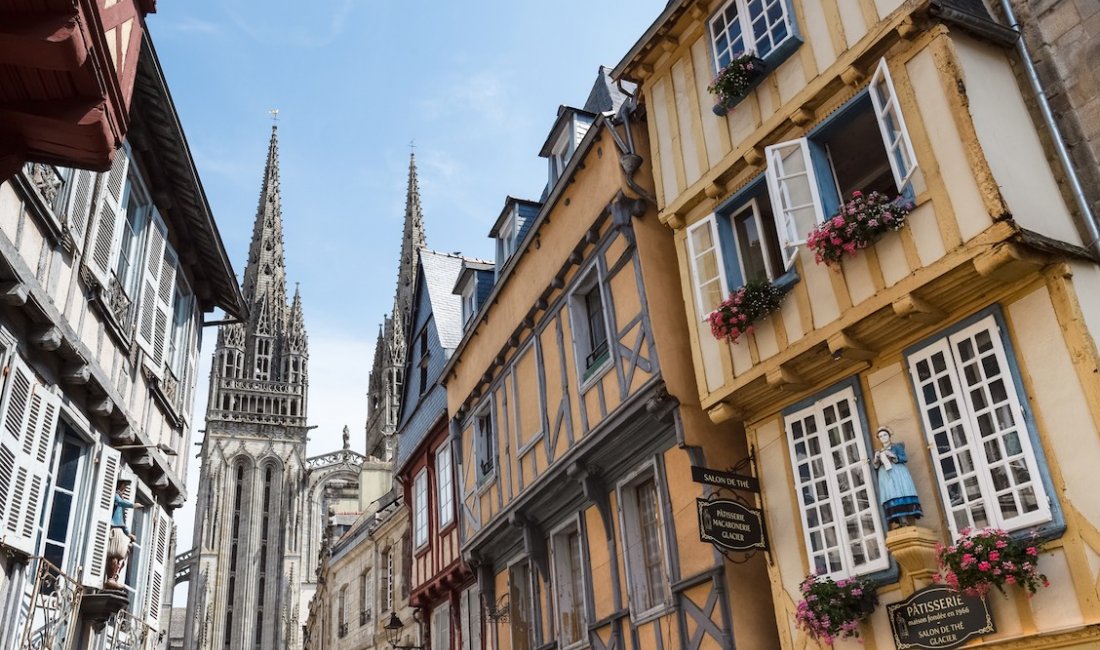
[872,426,922,528]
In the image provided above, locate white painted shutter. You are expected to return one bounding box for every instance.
[869,58,918,192]
[785,387,887,579]
[82,445,122,588]
[765,138,825,269]
[145,505,171,631]
[908,316,1050,535]
[0,356,58,556]
[65,168,97,250]
[685,215,729,318]
[136,216,177,370]
[85,147,130,286]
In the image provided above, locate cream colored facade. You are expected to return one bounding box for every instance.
[305,497,418,650]
[615,0,1100,648]
[0,32,245,650]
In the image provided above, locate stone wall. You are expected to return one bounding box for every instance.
[1008,0,1100,233]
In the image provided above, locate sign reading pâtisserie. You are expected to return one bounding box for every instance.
[696,499,767,552]
[887,586,994,649]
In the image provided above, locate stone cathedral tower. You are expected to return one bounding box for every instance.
[365,153,425,459]
[185,126,309,650]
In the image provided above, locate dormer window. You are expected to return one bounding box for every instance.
[549,129,574,187]
[461,281,476,326]
[497,215,517,268]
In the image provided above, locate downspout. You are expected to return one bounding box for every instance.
[998,0,1100,258]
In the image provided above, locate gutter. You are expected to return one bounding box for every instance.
[991,0,1100,258]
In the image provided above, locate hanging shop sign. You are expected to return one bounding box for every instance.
[690,466,759,493]
[696,499,767,552]
[887,585,995,650]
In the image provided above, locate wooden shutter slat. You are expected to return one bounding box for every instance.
[81,445,121,588]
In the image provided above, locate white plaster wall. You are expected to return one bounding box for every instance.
[799,0,836,75]
[672,58,702,186]
[954,34,1082,245]
[1007,286,1100,525]
[907,49,992,243]
[651,79,678,206]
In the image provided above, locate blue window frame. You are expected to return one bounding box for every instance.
[709,0,798,69]
[904,306,1063,541]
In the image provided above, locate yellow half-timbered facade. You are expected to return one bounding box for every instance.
[615,0,1100,648]
[444,70,780,650]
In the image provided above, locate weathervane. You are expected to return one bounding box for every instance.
[269,108,280,124]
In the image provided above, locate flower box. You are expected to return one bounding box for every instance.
[795,574,878,646]
[708,55,766,116]
[936,527,1049,597]
[806,190,914,266]
[707,280,787,344]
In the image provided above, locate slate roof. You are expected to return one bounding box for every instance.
[584,65,636,114]
[420,249,474,351]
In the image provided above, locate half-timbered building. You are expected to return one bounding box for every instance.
[444,67,781,650]
[0,31,245,650]
[614,0,1100,647]
[396,249,483,650]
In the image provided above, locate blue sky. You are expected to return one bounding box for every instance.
[159,0,666,597]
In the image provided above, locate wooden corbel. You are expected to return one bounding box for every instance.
[743,146,765,167]
[827,330,876,361]
[705,401,743,425]
[705,181,725,200]
[30,326,62,351]
[790,106,814,127]
[568,462,613,539]
[973,242,1045,283]
[766,365,807,391]
[0,281,28,306]
[61,361,91,385]
[661,211,684,230]
[510,512,549,581]
[892,293,945,325]
[660,36,679,53]
[635,63,653,80]
[841,65,866,88]
[897,16,920,39]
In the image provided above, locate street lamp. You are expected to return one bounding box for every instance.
[113,443,178,457]
[383,612,423,650]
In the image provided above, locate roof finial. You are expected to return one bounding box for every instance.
[268,108,280,124]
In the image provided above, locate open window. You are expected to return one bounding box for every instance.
[474,406,495,485]
[569,267,611,382]
[759,58,918,268]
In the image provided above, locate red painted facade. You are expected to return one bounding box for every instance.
[0,0,154,178]
[399,414,475,649]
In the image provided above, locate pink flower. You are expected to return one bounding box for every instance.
[978,561,992,572]
[852,191,862,198]
[1026,546,1038,556]
[988,551,1000,562]
[1005,575,1016,584]
[831,215,845,228]
[995,540,1007,549]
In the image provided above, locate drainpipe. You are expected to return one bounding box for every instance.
[998,0,1100,258]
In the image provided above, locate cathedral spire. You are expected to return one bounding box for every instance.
[286,283,308,355]
[241,125,289,318]
[395,152,426,314]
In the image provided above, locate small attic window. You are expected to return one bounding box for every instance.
[497,215,517,267]
[461,278,476,326]
[548,127,574,188]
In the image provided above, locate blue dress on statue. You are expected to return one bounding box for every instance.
[874,442,922,525]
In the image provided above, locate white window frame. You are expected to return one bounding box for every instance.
[869,58,918,192]
[460,279,477,325]
[568,265,612,387]
[784,385,888,580]
[685,215,730,320]
[617,460,672,622]
[430,601,451,650]
[460,583,482,650]
[709,0,794,70]
[549,126,574,187]
[762,60,917,268]
[729,198,780,284]
[474,404,496,485]
[436,442,454,528]
[550,517,588,649]
[382,547,395,612]
[907,315,1051,536]
[413,469,429,548]
[497,209,518,270]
